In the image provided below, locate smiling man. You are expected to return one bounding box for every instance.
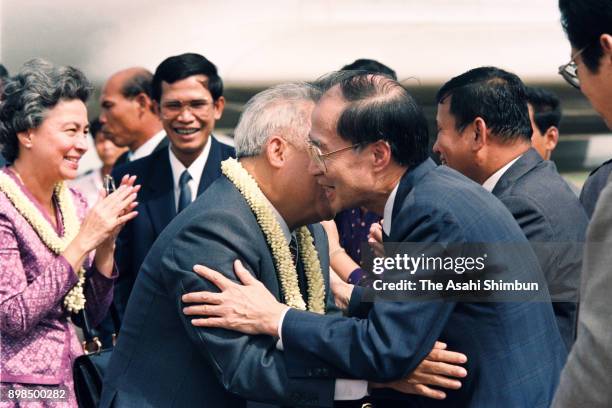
[106,53,234,330]
[101,81,469,407]
[183,71,567,407]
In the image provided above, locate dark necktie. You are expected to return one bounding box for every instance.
[178,170,192,212]
[290,235,309,302]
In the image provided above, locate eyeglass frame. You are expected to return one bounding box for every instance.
[159,98,216,118]
[558,46,588,89]
[307,140,361,172]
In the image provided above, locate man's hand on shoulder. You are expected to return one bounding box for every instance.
[182,260,287,336]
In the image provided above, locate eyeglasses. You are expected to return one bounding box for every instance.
[307,140,360,172]
[160,99,213,118]
[558,46,587,89]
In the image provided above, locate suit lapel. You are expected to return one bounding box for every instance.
[152,136,169,154]
[144,151,176,236]
[197,137,225,195]
[491,148,541,196]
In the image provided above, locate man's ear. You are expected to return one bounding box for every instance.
[370,140,392,172]
[152,100,161,118]
[265,135,287,169]
[544,126,559,152]
[135,93,152,114]
[471,117,488,151]
[213,96,225,120]
[600,34,612,59]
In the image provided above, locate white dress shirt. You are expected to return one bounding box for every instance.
[168,137,212,211]
[482,156,522,192]
[129,130,166,162]
[382,181,401,237]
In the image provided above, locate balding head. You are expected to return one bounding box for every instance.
[105,67,153,100]
[99,67,162,151]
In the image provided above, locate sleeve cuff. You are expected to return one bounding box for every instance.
[334,379,369,400]
[276,306,290,350]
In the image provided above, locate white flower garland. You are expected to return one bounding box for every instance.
[0,171,86,313]
[221,158,326,313]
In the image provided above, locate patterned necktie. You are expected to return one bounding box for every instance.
[178,170,192,212]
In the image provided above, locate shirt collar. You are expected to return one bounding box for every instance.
[482,155,522,192]
[168,136,212,191]
[382,180,401,236]
[129,130,165,161]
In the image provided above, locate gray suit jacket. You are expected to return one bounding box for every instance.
[579,158,612,218]
[492,148,588,350]
[553,179,612,407]
[100,175,337,408]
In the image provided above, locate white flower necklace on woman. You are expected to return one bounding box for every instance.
[0,170,86,313]
[221,158,326,313]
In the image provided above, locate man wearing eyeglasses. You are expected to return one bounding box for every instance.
[553,1,612,407]
[105,53,234,333]
[183,71,567,407]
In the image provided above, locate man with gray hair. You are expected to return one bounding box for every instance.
[101,82,342,407]
[101,82,465,407]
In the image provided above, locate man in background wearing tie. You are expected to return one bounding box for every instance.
[101,53,234,340]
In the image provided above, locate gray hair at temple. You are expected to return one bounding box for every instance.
[233,82,320,158]
[0,59,92,163]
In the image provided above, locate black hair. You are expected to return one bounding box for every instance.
[89,117,103,140]
[341,59,397,80]
[314,71,429,168]
[152,53,223,102]
[526,87,561,133]
[559,0,612,73]
[0,64,8,79]
[436,66,532,142]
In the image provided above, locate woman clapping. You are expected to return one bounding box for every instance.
[0,59,139,407]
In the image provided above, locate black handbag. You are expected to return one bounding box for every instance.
[72,305,120,408]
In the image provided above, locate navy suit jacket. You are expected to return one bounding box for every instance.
[281,159,567,407]
[100,176,338,408]
[492,148,588,350]
[111,136,234,321]
[113,135,169,169]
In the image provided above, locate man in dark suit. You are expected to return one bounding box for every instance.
[183,71,567,407]
[432,66,588,350]
[99,67,167,166]
[101,83,348,407]
[102,81,468,407]
[108,53,234,328]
